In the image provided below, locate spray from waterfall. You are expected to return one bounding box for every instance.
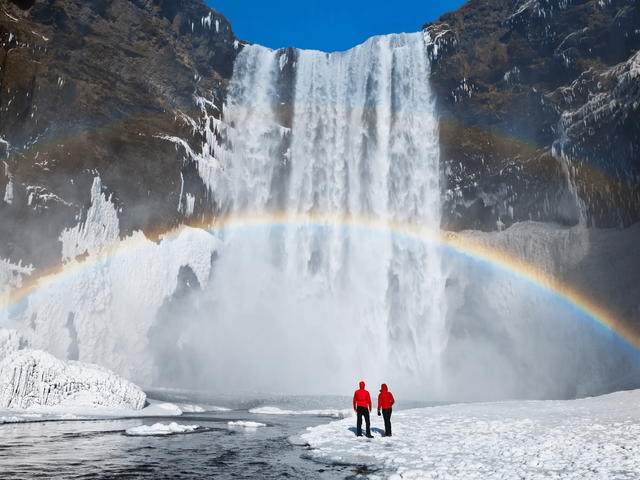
[170,33,447,396]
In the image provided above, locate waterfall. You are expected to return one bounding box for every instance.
[197,33,447,395]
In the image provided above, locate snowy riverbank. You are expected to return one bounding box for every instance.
[0,398,188,424]
[298,390,640,479]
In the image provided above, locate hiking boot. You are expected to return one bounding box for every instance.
[366,434,374,438]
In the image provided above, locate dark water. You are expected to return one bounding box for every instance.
[0,413,352,479]
[0,390,438,479]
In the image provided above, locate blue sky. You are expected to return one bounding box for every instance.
[205,1,467,52]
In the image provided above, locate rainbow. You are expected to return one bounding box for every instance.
[2,212,638,355]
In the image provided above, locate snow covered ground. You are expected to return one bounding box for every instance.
[299,390,640,479]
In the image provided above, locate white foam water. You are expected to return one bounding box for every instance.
[199,33,446,396]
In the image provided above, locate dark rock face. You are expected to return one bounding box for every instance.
[1,0,639,274]
[0,0,242,270]
[425,0,640,231]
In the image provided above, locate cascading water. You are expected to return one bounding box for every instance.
[5,30,639,401]
[188,33,447,395]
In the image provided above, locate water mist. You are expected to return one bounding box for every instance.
[172,33,447,397]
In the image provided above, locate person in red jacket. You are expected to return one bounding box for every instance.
[353,381,373,438]
[377,383,395,437]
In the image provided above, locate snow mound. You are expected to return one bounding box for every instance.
[228,421,266,428]
[301,390,640,479]
[249,406,349,418]
[125,422,199,436]
[0,349,146,410]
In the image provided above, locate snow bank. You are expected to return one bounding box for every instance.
[228,421,266,428]
[154,402,182,414]
[0,398,183,424]
[0,349,146,410]
[249,406,349,418]
[301,390,640,479]
[125,421,199,436]
[182,404,231,413]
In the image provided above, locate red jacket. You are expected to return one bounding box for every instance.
[377,384,395,410]
[353,381,372,410]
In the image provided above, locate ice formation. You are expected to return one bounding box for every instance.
[440,220,640,401]
[125,422,199,436]
[0,329,23,361]
[228,421,266,428]
[451,221,590,277]
[249,406,349,418]
[182,404,231,413]
[0,258,33,315]
[300,389,640,479]
[3,177,221,385]
[154,402,183,415]
[3,161,13,204]
[0,348,146,410]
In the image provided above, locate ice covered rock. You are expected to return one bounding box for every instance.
[0,329,25,361]
[0,349,146,410]
[8,176,222,385]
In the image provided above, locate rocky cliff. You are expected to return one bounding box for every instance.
[0,0,241,271]
[2,0,639,271]
[425,0,640,231]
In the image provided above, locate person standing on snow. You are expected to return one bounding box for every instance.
[377,383,395,437]
[353,381,373,438]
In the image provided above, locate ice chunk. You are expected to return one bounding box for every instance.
[228,421,266,428]
[125,421,198,436]
[0,349,146,410]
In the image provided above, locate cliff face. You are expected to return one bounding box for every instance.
[0,0,241,270]
[1,0,639,270]
[425,0,640,231]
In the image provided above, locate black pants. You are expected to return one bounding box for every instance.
[382,408,392,435]
[356,406,370,436]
